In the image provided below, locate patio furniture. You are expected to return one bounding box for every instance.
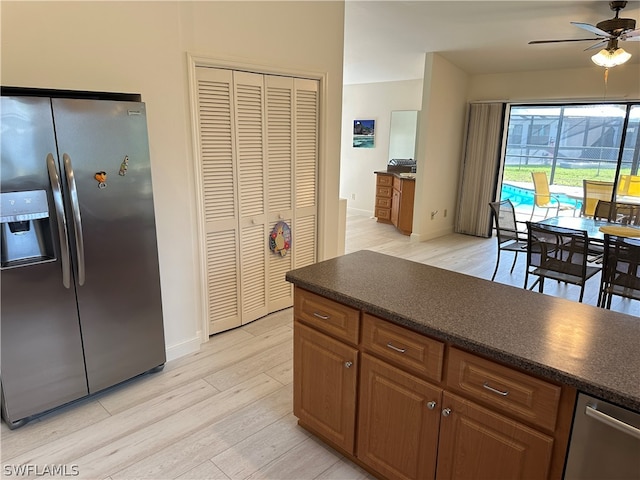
[488,200,528,281]
[594,200,640,225]
[530,172,577,221]
[598,234,640,309]
[617,174,640,198]
[525,222,602,303]
[581,179,614,218]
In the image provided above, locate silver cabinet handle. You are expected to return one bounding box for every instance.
[63,154,85,286]
[387,342,406,353]
[313,312,330,320]
[344,361,353,368]
[426,401,437,410]
[585,405,640,440]
[483,382,509,396]
[46,154,71,289]
[442,408,452,417]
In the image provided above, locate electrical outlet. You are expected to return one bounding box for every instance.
[351,193,356,200]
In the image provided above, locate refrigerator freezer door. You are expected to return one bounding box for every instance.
[51,98,166,393]
[0,97,88,425]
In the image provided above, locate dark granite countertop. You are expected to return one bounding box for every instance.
[285,250,640,412]
[374,170,416,180]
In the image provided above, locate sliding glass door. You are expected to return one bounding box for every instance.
[500,102,639,220]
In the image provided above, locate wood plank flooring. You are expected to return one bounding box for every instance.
[2,214,636,480]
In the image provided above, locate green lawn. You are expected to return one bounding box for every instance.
[503,165,630,188]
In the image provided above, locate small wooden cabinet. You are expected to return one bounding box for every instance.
[292,287,574,480]
[391,175,415,235]
[375,173,393,224]
[375,172,415,235]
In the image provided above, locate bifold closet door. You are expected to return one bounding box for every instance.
[195,67,242,334]
[292,78,319,271]
[234,71,269,326]
[195,66,318,335]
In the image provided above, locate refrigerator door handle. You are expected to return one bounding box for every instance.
[63,153,86,286]
[46,153,72,289]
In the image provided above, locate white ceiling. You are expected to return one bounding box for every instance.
[343,0,640,85]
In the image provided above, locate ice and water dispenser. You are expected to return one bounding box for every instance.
[0,190,55,269]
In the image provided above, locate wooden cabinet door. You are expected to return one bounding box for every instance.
[396,180,415,234]
[391,188,401,227]
[436,392,554,480]
[293,322,358,454]
[358,354,442,480]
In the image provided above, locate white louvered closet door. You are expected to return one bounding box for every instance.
[195,66,318,335]
[234,71,268,325]
[293,78,319,270]
[195,68,242,334]
[265,75,294,311]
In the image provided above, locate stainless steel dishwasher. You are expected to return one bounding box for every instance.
[564,393,640,479]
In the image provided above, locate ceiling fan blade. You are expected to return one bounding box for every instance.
[584,40,609,51]
[620,28,640,40]
[571,21,611,37]
[528,38,604,45]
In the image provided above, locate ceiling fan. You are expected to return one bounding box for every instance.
[529,1,640,67]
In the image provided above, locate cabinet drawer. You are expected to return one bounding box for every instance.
[376,174,393,187]
[294,287,360,345]
[376,186,392,197]
[375,197,392,208]
[375,208,391,221]
[446,347,561,431]
[362,314,444,382]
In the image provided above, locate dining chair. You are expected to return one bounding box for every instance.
[594,200,640,225]
[615,202,640,226]
[581,179,614,218]
[525,222,602,303]
[488,200,528,281]
[598,234,640,309]
[530,171,577,221]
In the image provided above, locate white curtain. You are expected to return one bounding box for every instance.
[455,103,506,237]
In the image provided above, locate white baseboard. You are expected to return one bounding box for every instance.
[410,225,455,242]
[347,207,374,217]
[165,333,202,362]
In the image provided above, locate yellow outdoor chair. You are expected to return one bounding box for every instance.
[530,171,577,221]
[617,175,640,198]
[582,179,615,217]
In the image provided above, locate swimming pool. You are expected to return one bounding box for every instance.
[501,183,581,208]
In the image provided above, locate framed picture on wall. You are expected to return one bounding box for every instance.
[353,119,375,148]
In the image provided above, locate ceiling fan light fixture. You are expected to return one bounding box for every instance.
[591,47,632,67]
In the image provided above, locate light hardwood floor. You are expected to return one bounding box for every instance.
[2,214,636,480]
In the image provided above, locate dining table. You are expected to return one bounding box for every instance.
[538,215,640,243]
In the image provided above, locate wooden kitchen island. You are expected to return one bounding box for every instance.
[285,250,640,480]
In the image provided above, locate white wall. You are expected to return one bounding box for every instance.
[468,63,640,101]
[412,54,469,242]
[1,1,345,359]
[340,79,422,216]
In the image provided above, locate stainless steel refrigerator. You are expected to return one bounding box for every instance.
[0,93,166,428]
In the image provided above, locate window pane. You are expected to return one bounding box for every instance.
[615,105,640,205]
[501,103,637,220]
